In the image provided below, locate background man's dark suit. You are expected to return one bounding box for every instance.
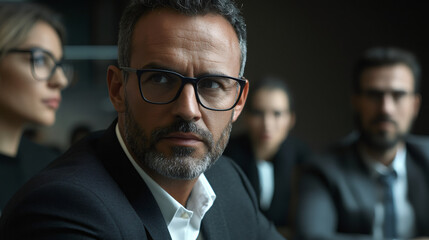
[0,122,283,240]
[293,135,429,240]
[224,133,311,227]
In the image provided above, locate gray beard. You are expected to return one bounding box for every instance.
[124,100,232,180]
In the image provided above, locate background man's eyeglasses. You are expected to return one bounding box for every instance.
[5,47,73,84]
[359,89,416,104]
[121,67,247,111]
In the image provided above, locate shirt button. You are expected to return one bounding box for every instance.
[181,212,190,219]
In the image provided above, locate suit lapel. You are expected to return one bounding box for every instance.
[201,199,230,240]
[201,160,231,240]
[97,121,171,240]
[343,145,376,226]
[406,142,429,236]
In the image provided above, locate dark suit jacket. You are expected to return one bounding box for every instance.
[224,134,311,227]
[0,137,58,210]
[293,135,429,240]
[0,121,284,240]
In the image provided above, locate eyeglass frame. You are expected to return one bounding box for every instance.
[3,47,67,82]
[120,67,247,111]
[357,89,417,104]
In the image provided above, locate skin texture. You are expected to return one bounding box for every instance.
[0,21,67,156]
[107,9,248,205]
[352,64,421,164]
[246,89,295,161]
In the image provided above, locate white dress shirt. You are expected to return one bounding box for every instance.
[256,159,275,210]
[115,124,216,240]
[361,146,415,239]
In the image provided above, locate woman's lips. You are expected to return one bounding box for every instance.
[42,98,61,110]
[260,133,271,141]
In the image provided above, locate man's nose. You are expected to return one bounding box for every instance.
[380,93,396,114]
[171,83,202,122]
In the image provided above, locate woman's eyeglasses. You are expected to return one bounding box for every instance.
[4,47,73,84]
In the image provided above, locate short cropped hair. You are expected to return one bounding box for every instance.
[0,3,65,59]
[352,47,421,93]
[247,77,295,113]
[118,0,247,77]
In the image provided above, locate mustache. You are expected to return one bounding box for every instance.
[150,120,214,148]
[370,115,397,126]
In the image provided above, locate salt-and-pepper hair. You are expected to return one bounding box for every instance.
[118,0,247,78]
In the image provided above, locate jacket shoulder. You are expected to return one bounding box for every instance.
[406,135,429,147]
[204,156,285,239]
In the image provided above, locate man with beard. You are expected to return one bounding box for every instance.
[293,47,429,240]
[0,1,284,239]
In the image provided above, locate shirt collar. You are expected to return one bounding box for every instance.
[360,144,407,178]
[114,123,216,225]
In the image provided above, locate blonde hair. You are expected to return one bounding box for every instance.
[0,3,65,59]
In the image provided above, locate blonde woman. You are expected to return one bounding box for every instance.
[0,3,69,210]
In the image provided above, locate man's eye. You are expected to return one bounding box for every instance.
[149,74,169,83]
[273,111,282,117]
[145,73,179,85]
[392,91,407,101]
[199,78,222,89]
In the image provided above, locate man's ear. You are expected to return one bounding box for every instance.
[232,79,249,122]
[107,65,126,113]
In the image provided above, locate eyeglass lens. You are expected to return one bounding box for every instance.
[31,49,56,80]
[361,89,413,103]
[139,71,241,110]
[31,49,73,83]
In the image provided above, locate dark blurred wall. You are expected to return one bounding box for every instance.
[239,0,429,151]
[33,0,429,151]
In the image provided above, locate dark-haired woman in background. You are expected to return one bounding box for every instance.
[224,77,312,237]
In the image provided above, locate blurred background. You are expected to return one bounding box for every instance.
[7,0,429,152]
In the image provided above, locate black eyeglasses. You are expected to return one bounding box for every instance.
[5,47,72,83]
[359,89,416,104]
[120,67,247,111]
